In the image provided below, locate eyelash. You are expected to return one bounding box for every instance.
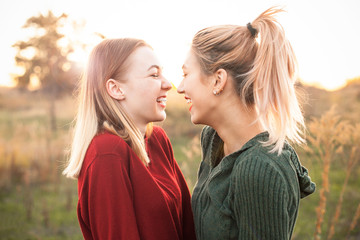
[151,73,159,78]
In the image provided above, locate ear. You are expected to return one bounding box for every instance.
[212,69,227,94]
[106,79,125,100]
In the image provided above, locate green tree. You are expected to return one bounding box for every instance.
[12,11,80,131]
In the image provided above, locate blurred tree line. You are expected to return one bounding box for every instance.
[13,11,77,92]
[11,11,102,132]
[4,10,360,240]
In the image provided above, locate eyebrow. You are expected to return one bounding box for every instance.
[148,65,161,71]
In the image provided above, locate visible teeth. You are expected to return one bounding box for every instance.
[186,99,192,104]
[157,97,167,103]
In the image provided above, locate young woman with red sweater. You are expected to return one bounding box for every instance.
[63,38,196,240]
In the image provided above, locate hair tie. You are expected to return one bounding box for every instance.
[247,22,258,38]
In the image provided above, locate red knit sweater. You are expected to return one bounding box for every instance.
[77,126,196,240]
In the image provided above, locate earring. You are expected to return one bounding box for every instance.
[213,89,223,96]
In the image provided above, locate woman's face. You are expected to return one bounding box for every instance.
[177,50,215,125]
[120,46,172,128]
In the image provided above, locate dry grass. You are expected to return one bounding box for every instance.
[0,83,360,239]
[306,107,360,239]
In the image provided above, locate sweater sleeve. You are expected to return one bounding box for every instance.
[232,156,290,240]
[80,153,140,240]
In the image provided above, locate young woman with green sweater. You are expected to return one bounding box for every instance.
[177,7,316,240]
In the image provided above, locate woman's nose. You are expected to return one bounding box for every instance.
[177,79,185,94]
[161,77,172,91]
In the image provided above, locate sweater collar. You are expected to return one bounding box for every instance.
[209,129,269,168]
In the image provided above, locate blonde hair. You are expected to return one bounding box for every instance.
[63,38,152,178]
[192,7,305,154]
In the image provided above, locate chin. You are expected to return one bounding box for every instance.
[191,112,208,125]
[153,112,166,122]
[190,115,202,125]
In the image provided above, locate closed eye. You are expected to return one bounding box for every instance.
[148,65,162,79]
[151,73,159,78]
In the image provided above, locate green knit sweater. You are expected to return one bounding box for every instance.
[191,126,316,240]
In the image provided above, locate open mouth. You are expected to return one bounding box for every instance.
[185,97,192,111]
[156,97,167,108]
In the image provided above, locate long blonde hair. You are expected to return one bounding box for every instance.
[192,7,305,154]
[63,38,152,178]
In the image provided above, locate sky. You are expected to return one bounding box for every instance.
[0,0,359,90]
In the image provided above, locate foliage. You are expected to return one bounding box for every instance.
[12,11,80,93]
[11,11,85,133]
[305,107,360,239]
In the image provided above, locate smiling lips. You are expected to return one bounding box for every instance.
[185,97,192,111]
[156,96,167,108]
[156,96,192,110]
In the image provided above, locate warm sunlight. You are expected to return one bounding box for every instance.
[0,0,359,91]
[1,2,360,239]
[67,50,89,69]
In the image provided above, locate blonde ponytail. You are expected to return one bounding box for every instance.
[246,7,305,153]
[191,7,305,154]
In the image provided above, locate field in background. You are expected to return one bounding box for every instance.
[0,82,359,239]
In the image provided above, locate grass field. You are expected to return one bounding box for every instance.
[0,84,359,239]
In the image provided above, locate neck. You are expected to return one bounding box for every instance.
[210,100,264,156]
[128,115,147,138]
[138,124,146,137]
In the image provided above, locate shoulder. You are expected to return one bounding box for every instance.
[88,131,131,157]
[149,126,171,146]
[232,144,298,190]
[230,150,290,207]
[149,125,174,153]
[84,132,134,169]
[79,132,135,179]
[151,125,168,139]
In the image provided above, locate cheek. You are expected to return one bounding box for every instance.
[186,76,199,93]
[141,84,161,105]
[136,81,160,97]
[190,76,209,99]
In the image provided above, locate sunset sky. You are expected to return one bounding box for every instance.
[0,0,359,90]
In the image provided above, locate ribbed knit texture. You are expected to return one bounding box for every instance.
[191,126,315,240]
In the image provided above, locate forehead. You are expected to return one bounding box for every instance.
[183,49,200,69]
[127,46,161,72]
